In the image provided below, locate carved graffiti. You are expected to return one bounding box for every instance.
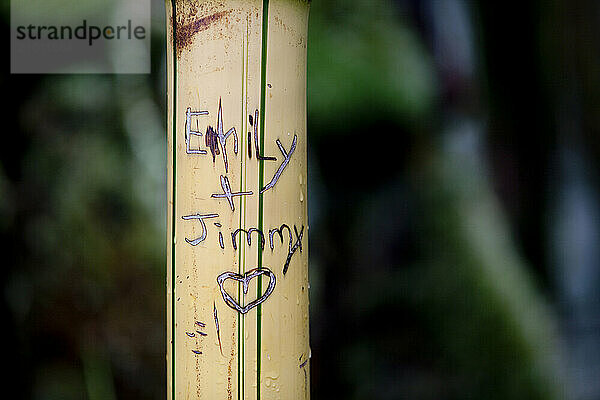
[216,268,276,314]
[269,224,304,275]
[231,228,266,250]
[181,213,219,245]
[185,108,209,155]
[179,97,307,359]
[211,175,253,212]
[261,135,297,193]
[250,110,277,161]
[183,99,239,173]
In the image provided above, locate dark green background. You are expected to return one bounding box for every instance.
[3,0,600,399]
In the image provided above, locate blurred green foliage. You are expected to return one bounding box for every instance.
[4,0,600,398]
[308,0,437,130]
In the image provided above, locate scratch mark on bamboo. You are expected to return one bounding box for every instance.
[214,301,224,356]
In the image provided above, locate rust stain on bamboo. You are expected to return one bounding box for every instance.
[227,317,235,400]
[176,10,232,56]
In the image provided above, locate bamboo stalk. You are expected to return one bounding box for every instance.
[166,1,310,398]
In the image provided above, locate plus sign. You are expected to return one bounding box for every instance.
[211,175,253,212]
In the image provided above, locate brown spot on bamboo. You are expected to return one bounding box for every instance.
[227,315,236,400]
[176,10,232,56]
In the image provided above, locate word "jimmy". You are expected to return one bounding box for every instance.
[181,213,303,276]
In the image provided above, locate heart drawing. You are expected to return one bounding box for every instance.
[217,267,276,314]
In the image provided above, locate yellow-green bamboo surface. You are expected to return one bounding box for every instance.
[166,1,310,398]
